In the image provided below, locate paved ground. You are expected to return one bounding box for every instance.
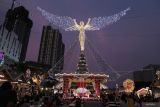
[63,100,160,107]
[83,100,102,107]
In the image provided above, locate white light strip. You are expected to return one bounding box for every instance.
[0,79,7,81]
[0,75,4,78]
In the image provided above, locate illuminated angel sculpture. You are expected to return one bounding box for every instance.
[37,7,130,51]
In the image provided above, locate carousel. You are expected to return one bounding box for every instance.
[56,73,108,98]
[55,52,108,99]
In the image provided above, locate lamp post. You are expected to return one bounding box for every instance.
[115,84,119,101]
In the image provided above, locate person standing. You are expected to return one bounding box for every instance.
[75,98,81,107]
[0,81,18,107]
[127,95,134,107]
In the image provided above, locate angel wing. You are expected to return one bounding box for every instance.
[87,7,131,30]
[37,6,78,30]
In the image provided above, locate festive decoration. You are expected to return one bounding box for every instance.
[32,76,41,85]
[55,73,108,77]
[73,87,91,97]
[136,87,152,98]
[76,52,88,73]
[56,73,107,98]
[76,87,88,93]
[69,79,94,83]
[63,78,69,93]
[89,8,130,29]
[123,79,135,93]
[95,80,100,96]
[37,6,130,51]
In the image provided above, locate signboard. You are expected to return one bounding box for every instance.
[123,79,135,93]
[0,52,4,66]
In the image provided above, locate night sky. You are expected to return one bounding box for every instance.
[1,0,160,75]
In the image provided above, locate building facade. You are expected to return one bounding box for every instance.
[38,26,65,73]
[13,6,33,61]
[133,64,160,90]
[0,6,32,65]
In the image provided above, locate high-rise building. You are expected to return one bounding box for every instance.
[38,26,65,73]
[12,6,33,62]
[0,5,32,65]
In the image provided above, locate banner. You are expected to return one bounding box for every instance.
[0,52,4,66]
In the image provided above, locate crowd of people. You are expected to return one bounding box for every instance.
[1,81,160,107]
[0,81,17,107]
[0,81,66,107]
[100,90,160,107]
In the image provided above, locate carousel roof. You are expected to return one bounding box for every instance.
[55,73,109,79]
